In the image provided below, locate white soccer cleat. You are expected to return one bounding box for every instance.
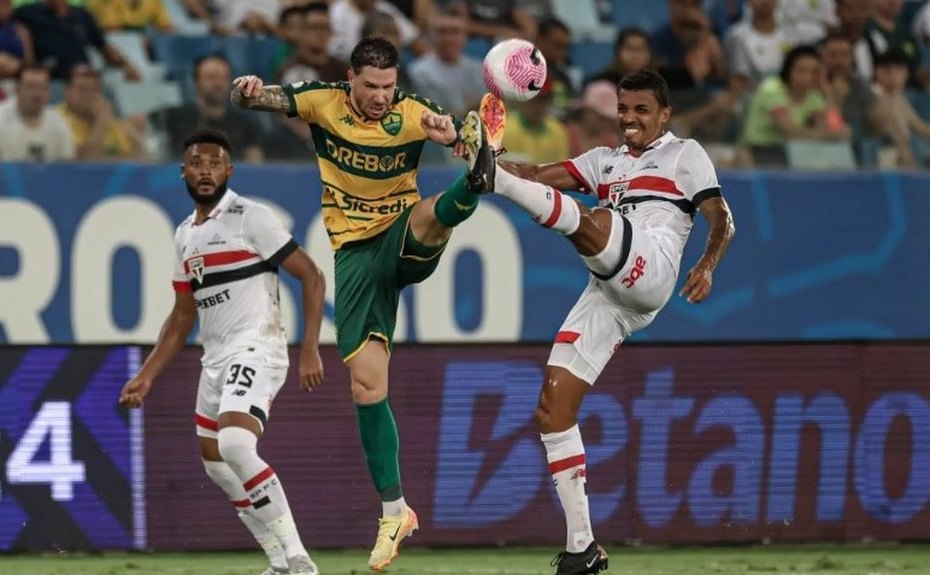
[286,554,319,575]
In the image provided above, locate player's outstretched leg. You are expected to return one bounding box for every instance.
[202,458,291,575]
[218,426,319,575]
[493,166,582,235]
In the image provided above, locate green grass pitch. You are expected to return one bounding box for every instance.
[3,545,930,575]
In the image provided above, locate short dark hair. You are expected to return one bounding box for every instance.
[305,1,329,16]
[538,16,570,38]
[183,129,232,155]
[874,46,909,68]
[615,26,649,51]
[618,69,670,107]
[66,63,100,85]
[820,28,852,48]
[193,53,229,81]
[780,45,820,83]
[279,4,309,25]
[350,35,399,73]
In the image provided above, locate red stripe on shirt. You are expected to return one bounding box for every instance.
[561,160,591,192]
[554,331,580,344]
[542,189,563,228]
[194,413,218,431]
[173,280,192,292]
[625,175,683,196]
[243,467,276,491]
[232,499,251,508]
[184,250,259,274]
[549,454,586,474]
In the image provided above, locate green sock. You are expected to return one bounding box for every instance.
[434,172,480,227]
[356,398,403,502]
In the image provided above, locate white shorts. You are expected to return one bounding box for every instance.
[194,351,288,439]
[548,212,678,384]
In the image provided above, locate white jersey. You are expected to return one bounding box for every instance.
[562,131,721,275]
[172,190,297,368]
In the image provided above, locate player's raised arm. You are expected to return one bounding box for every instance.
[280,250,326,392]
[679,196,736,304]
[118,290,197,408]
[230,75,292,113]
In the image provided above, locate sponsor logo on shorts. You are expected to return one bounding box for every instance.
[621,255,646,289]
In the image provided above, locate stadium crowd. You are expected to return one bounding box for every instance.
[1,0,930,169]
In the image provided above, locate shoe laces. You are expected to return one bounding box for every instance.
[550,550,567,567]
[374,516,397,548]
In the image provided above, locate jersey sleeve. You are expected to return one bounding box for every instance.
[243,203,300,267]
[675,139,722,209]
[283,81,326,121]
[172,227,192,293]
[562,146,611,195]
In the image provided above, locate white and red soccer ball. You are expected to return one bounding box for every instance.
[482,38,548,102]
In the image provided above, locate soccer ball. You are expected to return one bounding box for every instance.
[482,38,548,102]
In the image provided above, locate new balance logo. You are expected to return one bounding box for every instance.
[620,255,646,289]
[641,160,659,170]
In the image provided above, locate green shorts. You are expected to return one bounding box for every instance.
[334,205,445,360]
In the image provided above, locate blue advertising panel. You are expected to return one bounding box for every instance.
[0,164,926,343]
[0,346,143,550]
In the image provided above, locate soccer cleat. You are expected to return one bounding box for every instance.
[479,92,507,154]
[550,542,609,575]
[460,111,495,194]
[286,555,319,575]
[367,506,419,571]
[257,568,289,575]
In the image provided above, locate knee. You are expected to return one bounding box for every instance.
[350,368,387,404]
[217,426,257,466]
[534,393,574,434]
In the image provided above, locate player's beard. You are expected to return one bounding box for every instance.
[185,178,229,206]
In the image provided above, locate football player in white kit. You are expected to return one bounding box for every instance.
[119,129,326,575]
[482,70,736,574]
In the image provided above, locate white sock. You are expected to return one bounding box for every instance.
[218,426,308,560]
[202,459,288,571]
[495,168,580,235]
[383,496,407,517]
[541,425,594,553]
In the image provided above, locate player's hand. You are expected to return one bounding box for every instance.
[421,111,457,145]
[298,345,324,392]
[233,75,264,98]
[119,376,153,409]
[679,264,713,304]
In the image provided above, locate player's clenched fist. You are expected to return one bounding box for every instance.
[119,376,152,408]
[420,111,457,145]
[232,75,264,97]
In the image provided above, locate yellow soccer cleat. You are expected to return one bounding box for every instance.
[479,92,507,153]
[368,506,419,572]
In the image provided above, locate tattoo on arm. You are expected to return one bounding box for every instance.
[230,85,291,113]
[697,198,735,271]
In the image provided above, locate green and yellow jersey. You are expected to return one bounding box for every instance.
[283,80,450,250]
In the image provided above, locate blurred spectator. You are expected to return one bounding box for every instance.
[273,4,308,74]
[535,16,577,118]
[650,0,727,96]
[726,0,806,89]
[741,45,849,167]
[58,64,144,160]
[162,54,263,162]
[359,9,414,91]
[385,0,434,30]
[0,64,74,161]
[261,113,317,162]
[408,9,483,118]
[278,2,347,85]
[501,78,569,164]
[835,0,874,79]
[866,0,923,88]
[0,0,32,80]
[872,47,930,168]
[587,27,651,86]
[449,0,538,41]
[819,31,882,153]
[564,80,620,155]
[329,0,425,62]
[181,0,279,35]
[15,0,140,81]
[86,0,173,32]
[180,0,232,35]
